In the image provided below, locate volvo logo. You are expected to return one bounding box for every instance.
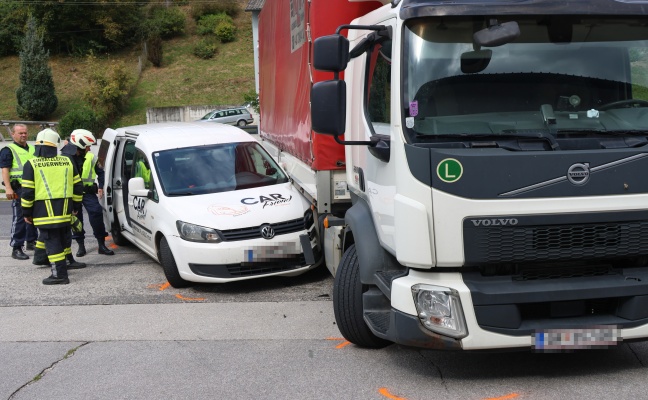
[567,163,590,185]
[260,224,275,240]
[470,218,518,227]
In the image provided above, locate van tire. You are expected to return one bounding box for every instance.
[110,221,130,246]
[237,120,247,127]
[333,244,391,349]
[160,236,192,288]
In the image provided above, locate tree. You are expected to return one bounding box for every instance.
[16,15,58,120]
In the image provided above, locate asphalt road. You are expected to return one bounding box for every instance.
[3,200,648,400]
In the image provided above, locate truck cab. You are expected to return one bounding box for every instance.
[98,122,319,287]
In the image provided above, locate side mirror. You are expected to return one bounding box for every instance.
[311,80,346,136]
[313,34,350,72]
[128,177,150,198]
[461,49,492,74]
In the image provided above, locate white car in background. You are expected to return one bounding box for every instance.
[98,122,319,287]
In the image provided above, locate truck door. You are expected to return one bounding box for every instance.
[126,149,156,253]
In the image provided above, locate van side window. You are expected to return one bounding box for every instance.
[123,141,136,181]
[132,150,158,201]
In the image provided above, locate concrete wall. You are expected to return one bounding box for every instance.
[146,105,259,125]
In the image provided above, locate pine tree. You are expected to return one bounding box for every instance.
[16,15,58,120]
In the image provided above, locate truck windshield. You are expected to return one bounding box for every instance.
[403,16,648,143]
[153,142,288,197]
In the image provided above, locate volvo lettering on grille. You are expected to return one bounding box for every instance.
[567,163,590,185]
[470,218,518,227]
[260,224,275,239]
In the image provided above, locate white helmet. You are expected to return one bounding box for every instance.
[35,128,61,147]
[70,129,96,149]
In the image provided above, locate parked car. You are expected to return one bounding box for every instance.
[197,107,254,126]
[98,122,319,287]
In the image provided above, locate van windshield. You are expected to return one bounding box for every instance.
[403,16,648,142]
[153,142,288,196]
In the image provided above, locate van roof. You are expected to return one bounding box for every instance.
[115,122,256,151]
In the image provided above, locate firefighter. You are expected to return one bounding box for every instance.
[21,128,84,285]
[61,129,115,257]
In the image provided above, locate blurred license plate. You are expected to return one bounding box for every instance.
[244,242,299,262]
[533,327,620,351]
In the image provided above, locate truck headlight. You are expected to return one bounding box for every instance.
[176,221,223,243]
[412,284,467,339]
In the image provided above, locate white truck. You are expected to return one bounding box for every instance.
[98,122,318,287]
[258,0,648,351]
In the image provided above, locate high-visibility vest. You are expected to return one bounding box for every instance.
[81,152,98,187]
[135,160,151,188]
[7,143,35,184]
[25,156,77,226]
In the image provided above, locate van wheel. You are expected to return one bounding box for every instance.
[333,244,391,348]
[110,221,130,246]
[237,120,247,127]
[159,237,192,288]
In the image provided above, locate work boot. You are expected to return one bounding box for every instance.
[76,241,87,257]
[25,241,36,251]
[66,254,86,270]
[32,248,50,266]
[42,275,70,285]
[12,248,29,260]
[98,241,115,255]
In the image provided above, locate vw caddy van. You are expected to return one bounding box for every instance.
[98,122,319,287]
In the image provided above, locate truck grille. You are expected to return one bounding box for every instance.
[219,218,305,241]
[464,214,648,265]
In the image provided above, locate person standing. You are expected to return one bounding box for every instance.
[21,128,84,285]
[61,129,115,257]
[1,123,38,260]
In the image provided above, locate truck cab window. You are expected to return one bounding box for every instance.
[365,40,392,135]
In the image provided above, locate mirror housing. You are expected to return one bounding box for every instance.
[128,177,150,198]
[311,80,346,136]
[474,21,520,47]
[461,49,492,74]
[313,34,350,72]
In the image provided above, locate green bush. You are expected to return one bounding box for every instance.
[196,13,233,36]
[215,21,236,43]
[149,6,186,39]
[58,107,100,138]
[193,38,220,59]
[83,55,132,122]
[191,0,239,20]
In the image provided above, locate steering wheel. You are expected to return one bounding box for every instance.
[597,99,648,111]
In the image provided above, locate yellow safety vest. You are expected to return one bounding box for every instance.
[24,156,78,226]
[82,152,98,186]
[135,160,151,188]
[7,143,35,184]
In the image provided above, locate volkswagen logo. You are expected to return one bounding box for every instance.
[260,224,275,240]
[567,163,590,186]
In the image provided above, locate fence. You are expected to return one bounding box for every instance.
[1,120,58,141]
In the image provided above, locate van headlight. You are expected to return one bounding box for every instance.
[176,221,223,243]
[412,284,467,339]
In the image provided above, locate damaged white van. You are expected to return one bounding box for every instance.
[98,122,319,287]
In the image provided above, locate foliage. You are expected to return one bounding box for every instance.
[243,91,259,114]
[193,38,220,59]
[83,55,132,123]
[146,6,186,39]
[147,36,164,67]
[16,15,58,120]
[0,3,27,56]
[215,22,237,43]
[196,13,234,36]
[191,0,240,20]
[58,107,100,138]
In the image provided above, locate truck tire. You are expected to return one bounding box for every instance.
[333,244,391,348]
[159,236,192,288]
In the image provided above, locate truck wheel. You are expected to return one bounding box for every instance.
[333,244,391,348]
[110,220,130,246]
[159,237,192,288]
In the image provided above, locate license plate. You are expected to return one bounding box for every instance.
[533,326,620,351]
[244,242,300,262]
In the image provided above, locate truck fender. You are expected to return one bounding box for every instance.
[345,198,401,286]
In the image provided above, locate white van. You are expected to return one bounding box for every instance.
[98,122,319,287]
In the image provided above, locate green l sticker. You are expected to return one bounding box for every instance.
[437,158,463,183]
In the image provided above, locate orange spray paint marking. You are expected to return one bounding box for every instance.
[326,337,351,348]
[159,282,170,291]
[484,393,520,400]
[147,283,170,290]
[378,387,407,400]
[175,294,205,302]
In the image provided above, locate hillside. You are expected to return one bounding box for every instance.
[0,2,255,134]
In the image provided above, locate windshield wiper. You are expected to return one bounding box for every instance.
[557,129,648,136]
[416,131,560,150]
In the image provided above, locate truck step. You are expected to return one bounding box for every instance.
[373,270,407,300]
[365,311,390,335]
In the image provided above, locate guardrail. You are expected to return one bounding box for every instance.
[1,120,59,141]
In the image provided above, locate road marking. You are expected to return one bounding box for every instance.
[326,337,351,348]
[378,387,407,400]
[175,294,206,302]
[484,393,520,400]
[147,282,170,291]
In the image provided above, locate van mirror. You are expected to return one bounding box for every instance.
[129,177,150,198]
[311,80,346,136]
[313,34,349,72]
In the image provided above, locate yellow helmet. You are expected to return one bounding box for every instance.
[35,128,61,147]
[70,129,96,149]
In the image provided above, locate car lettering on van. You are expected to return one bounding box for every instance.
[241,194,293,207]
